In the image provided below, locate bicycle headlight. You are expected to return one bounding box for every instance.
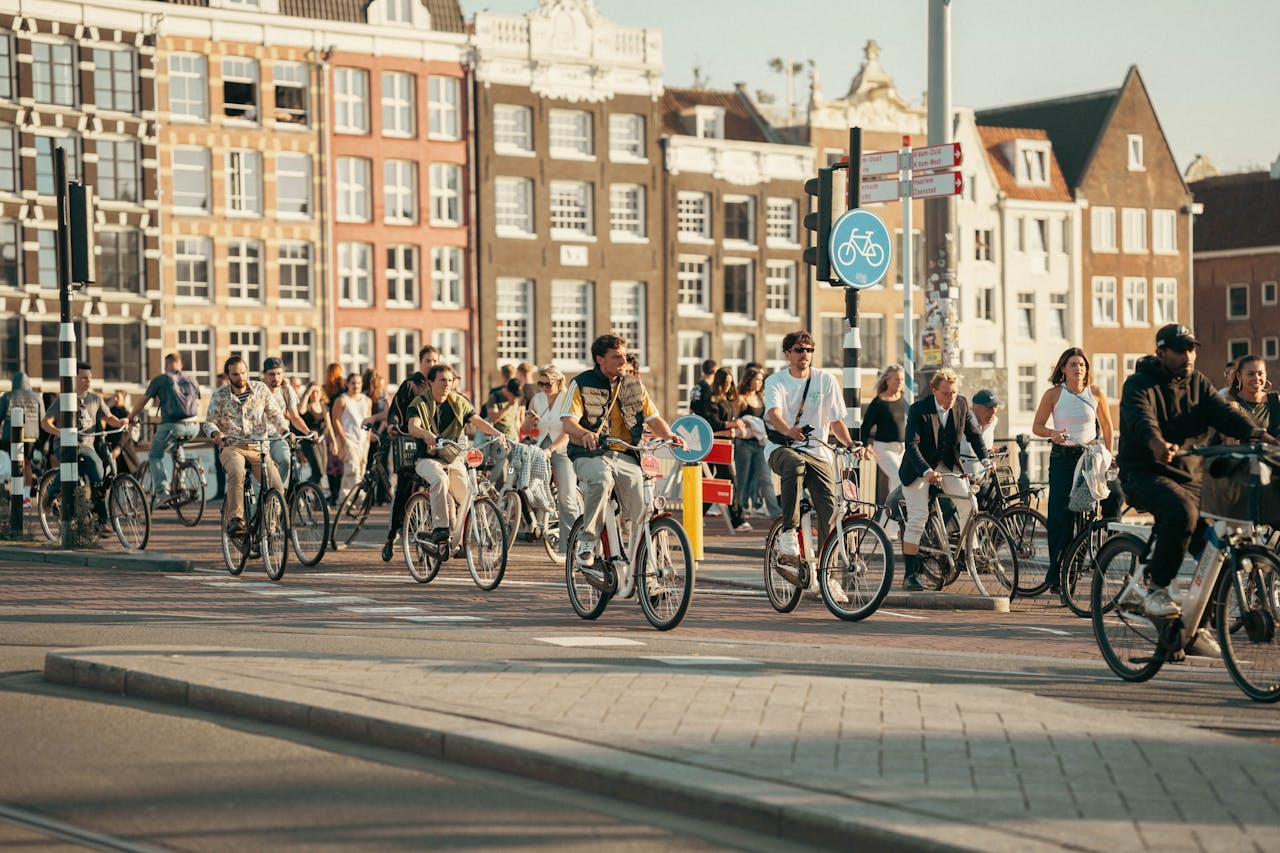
[653,496,666,512]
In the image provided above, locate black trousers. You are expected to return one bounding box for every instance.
[387,468,417,539]
[1047,447,1125,578]
[1121,473,1200,587]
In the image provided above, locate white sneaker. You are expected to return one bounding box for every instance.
[706,506,722,518]
[735,522,753,532]
[778,528,800,557]
[1142,585,1181,618]
[825,573,850,606]
[1185,628,1221,658]
[574,543,596,570]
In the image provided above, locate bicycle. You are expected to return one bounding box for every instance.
[279,433,329,567]
[219,434,288,581]
[880,467,1020,597]
[971,449,1051,597]
[137,429,206,527]
[1091,443,1280,702]
[329,424,393,550]
[563,437,695,631]
[494,442,562,563]
[401,438,509,590]
[762,439,895,621]
[37,427,150,550]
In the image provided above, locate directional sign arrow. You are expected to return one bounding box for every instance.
[674,422,704,455]
[910,141,963,172]
[858,176,902,205]
[860,150,900,178]
[910,170,964,200]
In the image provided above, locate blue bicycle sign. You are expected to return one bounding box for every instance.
[829,208,892,288]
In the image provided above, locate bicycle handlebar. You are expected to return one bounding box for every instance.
[78,426,128,438]
[602,436,681,454]
[1184,443,1280,462]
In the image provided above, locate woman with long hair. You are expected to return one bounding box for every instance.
[331,373,370,505]
[521,363,580,553]
[733,366,779,520]
[321,363,346,504]
[703,367,747,530]
[362,368,391,503]
[861,364,907,503]
[1203,354,1280,520]
[297,379,329,486]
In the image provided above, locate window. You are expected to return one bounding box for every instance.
[1015,292,1035,339]
[1017,365,1037,412]
[677,332,710,407]
[339,328,374,378]
[37,229,57,288]
[38,320,87,377]
[1091,206,1116,252]
[0,220,20,286]
[550,109,593,158]
[0,124,17,194]
[1048,292,1067,339]
[168,54,208,120]
[222,58,259,121]
[1014,217,1024,253]
[386,329,419,388]
[725,195,756,245]
[861,315,885,367]
[280,329,314,380]
[610,281,646,366]
[1026,218,1048,272]
[382,0,414,23]
[609,113,645,161]
[1229,339,1251,361]
[385,245,419,308]
[677,256,710,314]
[495,177,534,237]
[431,329,465,387]
[228,328,264,375]
[496,278,533,364]
[174,237,211,301]
[278,241,312,304]
[971,352,996,368]
[336,157,371,222]
[609,184,645,239]
[334,68,369,133]
[338,242,372,306]
[1127,134,1144,170]
[1017,145,1049,186]
[384,160,418,225]
[677,192,711,241]
[428,76,460,140]
[724,258,754,318]
[97,139,140,203]
[381,71,416,138]
[974,229,992,261]
[1264,337,1278,361]
[101,322,144,384]
[494,104,533,154]
[1153,278,1177,324]
[177,328,214,388]
[34,135,79,195]
[1122,208,1147,253]
[227,240,262,302]
[820,314,843,369]
[429,163,461,226]
[1092,277,1117,326]
[1263,282,1278,306]
[551,280,592,366]
[1123,353,1143,384]
[97,229,142,293]
[694,106,724,139]
[1094,354,1118,399]
[431,246,463,308]
[93,48,136,113]
[722,333,753,375]
[766,198,798,246]
[765,260,797,318]
[549,180,593,237]
[225,149,262,215]
[273,62,308,126]
[275,153,311,218]
[1123,278,1148,326]
[32,41,76,107]
[171,147,210,213]
[1227,284,1249,319]
[1153,209,1177,254]
[0,32,12,101]
[974,286,995,322]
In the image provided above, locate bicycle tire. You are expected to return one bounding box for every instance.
[564,515,610,619]
[259,488,288,581]
[913,513,955,591]
[966,512,1019,598]
[541,506,562,563]
[172,461,206,527]
[402,493,441,583]
[330,481,372,549]
[762,518,803,613]
[1217,545,1280,703]
[288,481,329,567]
[1091,533,1163,682]
[499,490,521,556]
[136,460,153,503]
[818,516,894,621]
[108,474,150,551]
[636,515,695,631]
[35,469,60,542]
[1060,518,1115,618]
[1000,505,1050,596]
[466,497,508,591]
[220,502,247,576]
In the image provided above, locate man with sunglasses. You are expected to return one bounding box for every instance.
[764,331,855,596]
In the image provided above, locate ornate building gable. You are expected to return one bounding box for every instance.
[807,40,926,135]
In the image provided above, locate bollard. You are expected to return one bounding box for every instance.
[9,407,22,537]
[681,462,703,560]
[1016,433,1031,496]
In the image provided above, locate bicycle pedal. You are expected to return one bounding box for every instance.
[773,563,804,587]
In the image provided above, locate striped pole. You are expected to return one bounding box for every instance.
[54,148,79,547]
[843,128,863,442]
[8,407,22,537]
[900,134,916,403]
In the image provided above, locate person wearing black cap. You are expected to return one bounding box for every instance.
[1117,324,1279,637]
[262,357,314,487]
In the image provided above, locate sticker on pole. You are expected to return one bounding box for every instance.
[829,208,892,288]
[669,415,713,464]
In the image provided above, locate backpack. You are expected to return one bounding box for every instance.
[164,371,200,420]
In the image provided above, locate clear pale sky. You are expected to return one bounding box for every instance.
[463,0,1279,175]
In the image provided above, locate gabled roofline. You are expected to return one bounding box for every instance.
[734,83,782,145]
[1116,66,1190,197]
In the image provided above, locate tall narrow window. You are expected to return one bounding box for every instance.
[93,48,137,113]
[428,76,460,140]
[1048,292,1068,339]
[100,322,144,384]
[0,32,13,101]
[1123,277,1148,326]
[226,149,263,215]
[278,241,312,304]
[174,237,211,301]
[677,332,710,406]
[609,184,645,239]
[177,327,214,387]
[339,328,374,378]
[724,259,754,318]
[1122,208,1147,253]
[429,163,461,225]
[494,104,533,154]
[384,160,418,225]
[1153,278,1178,324]
[1153,209,1177,254]
[32,41,76,107]
[222,57,259,121]
[336,157,371,222]
[1091,206,1116,252]
[385,245,419,308]
[35,135,80,195]
[275,153,311,218]
[382,71,416,138]
[96,139,140,203]
[229,328,265,374]
[98,229,142,293]
[172,147,211,213]
[1015,292,1035,339]
[550,181,592,237]
[610,281,646,366]
[495,177,534,237]
[495,278,533,364]
[334,68,369,133]
[0,124,18,195]
[227,239,263,303]
[608,113,644,161]
[766,198,798,246]
[1092,277,1117,326]
[281,329,314,380]
[765,260,797,318]
[677,256,710,314]
[272,62,309,126]
[168,54,208,120]
[724,196,754,244]
[386,329,419,388]
[431,330,465,387]
[431,246,463,308]
[0,220,21,287]
[338,242,372,306]
[549,109,592,158]
[551,280,593,366]
[677,192,711,241]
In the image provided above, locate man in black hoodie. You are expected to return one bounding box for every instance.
[1118,324,1278,624]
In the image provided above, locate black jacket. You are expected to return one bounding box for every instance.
[1118,356,1260,485]
[899,395,987,487]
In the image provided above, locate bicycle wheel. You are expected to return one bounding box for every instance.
[966,512,1019,598]
[1001,506,1050,596]
[499,490,521,555]
[465,497,508,591]
[1091,533,1164,682]
[172,461,206,527]
[259,488,288,581]
[541,505,562,563]
[402,493,441,583]
[636,515,695,630]
[1060,519,1114,618]
[108,474,150,551]
[913,513,955,591]
[36,469,60,542]
[220,504,248,576]
[762,518,803,613]
[1217,545,1280,703]
[136,460,154,503]
[564,516,610,619]
[288,481,329,567]
[330,481,372,549]
[818,517,894,621]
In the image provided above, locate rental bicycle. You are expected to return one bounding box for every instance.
[219,434,288,581]
[494,442,562,563]
[137,429,206,527]
[278,433,329,567]
[37,427,150,550]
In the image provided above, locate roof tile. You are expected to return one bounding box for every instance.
[977,125,1072,202]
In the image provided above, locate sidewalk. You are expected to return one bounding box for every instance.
[45,645,1280,852]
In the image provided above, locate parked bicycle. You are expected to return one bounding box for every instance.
[329,424,393,551]
[137,429,206,527]
[280,433,328,567]
[971,448,1051,597]
[219,434,288,581]
[37,427,150,550]
[563,437,695,631]
[762,439,895,621]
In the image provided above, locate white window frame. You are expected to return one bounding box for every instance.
[677,255,711,315]
[1027,217,1049,273]
[381,0,415,25]
[176,327,215,388]
[171,146,211,213]
[1015,291,1035,339]
[694,106,724,139]
[221,57,259,123]
[382,71,416,138]
[494,104,533,155]
[275,152,311,219]
[167,53,208,121]
[1127,134,1144,171]
[1091,206,1117,252]
[1263,337,1278,361]
[386,328,419,387]
[610,280,646,367]
[31,39,77,107]
[1016,142,1050,187]
[1122,207,1147,254]
[383,159,418,225]
[1262,281,1278,306]
[723,257,754,320]
[428,76,460,140]
[431,245,463,309]
[173,236,212,302]
[272,61,309,128]
[609,183,645,241]
[1123,277,1148,326]
[1153,209,1177,254]
[226,239,263,303]
[974,286,995,322]
[280,328,315,381]
[495,177,534,238]
[549,180,594,239]
[278,241,312,305]
[334,67,369,134]
[765,198,798,247]
[336,156,371,223]
[338,242,372,307]
[1094,353,1118,400]
[1153,278,1178,325]
[550,280,593,369]
[97,138,141,204]
[765,260,798,320]
[339,327,374,378]
[677,331,711,407]
[225,149,262,216]
[93,47,137,114]
[723,195,755,246]
[608,113,645,162]
[429,163,461,226]
[1092,276,1118,326]
[1228,339,1252,362]
[1048,292,1068,340]
[677,191,712,242]
[549,109,593,159]
[496,278,534,365]
[1017,364,1038,412]
[385,244,419,309]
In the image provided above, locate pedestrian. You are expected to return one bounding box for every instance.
[321,362,345,505]
[106,389,142,474]
[0,371,46,500]
[297,380,330,486]
[688,358,716,418]
[331,373,370,506]
[861,364,906,504]
[483,364,517,419]
[703,367,748,530]
[1202,354,1280,522]
[518,361,539,406]
[362,368,390,504]
[733,366,779,520]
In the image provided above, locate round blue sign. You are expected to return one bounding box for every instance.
[668,415,714,464]
[829,208,893,288]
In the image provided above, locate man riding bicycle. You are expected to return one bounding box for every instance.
[261,357,314,488]
[204,356,290,537]
[127,353,201,507]
[560,334,682,575]
[41,366,127,535]
[379,345,438,561]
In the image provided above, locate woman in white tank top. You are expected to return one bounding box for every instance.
[331,373,371,504]
[1032,348,1119,590]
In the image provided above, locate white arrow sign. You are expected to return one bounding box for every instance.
[910,170,964,200]
[674,422,705,455]
[910,141,963,172]
[860,150,900,177]
[858,176,902,205]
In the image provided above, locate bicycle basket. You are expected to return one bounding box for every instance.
[390,435,420,471]
[841,477,857,502]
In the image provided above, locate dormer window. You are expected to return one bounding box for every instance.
[382,0,415,25]
[694,106,725,140]
[1014,141,1051,187]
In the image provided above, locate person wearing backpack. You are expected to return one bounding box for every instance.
[128,353,202,507]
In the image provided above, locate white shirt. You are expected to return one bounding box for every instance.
[530,390,566,444]
[763,369,847,461]
[936,398,952,430]
[961,414,998,477]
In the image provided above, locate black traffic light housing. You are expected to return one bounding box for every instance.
[803,167,835,284]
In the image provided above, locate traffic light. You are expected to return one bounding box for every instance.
[803,167,834,284]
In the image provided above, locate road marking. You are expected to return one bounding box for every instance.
[1023,627,1072,636]
[200,581,279,589]
[248,589,331,597]
[536,636,644,647]
[340,606,424,614]
[644,656,757,666]
[877,609,929,620]
[396,615,487,622]
[289,596,377,605]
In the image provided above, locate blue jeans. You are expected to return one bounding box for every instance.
[269,437,291,488]
[734,439,779,517]
[54,446,106,522]
[150,421,198,495]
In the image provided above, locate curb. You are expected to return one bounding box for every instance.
[0,544,193,572]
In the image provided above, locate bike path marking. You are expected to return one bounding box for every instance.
[536,636,644,648]
[397,615,487,623]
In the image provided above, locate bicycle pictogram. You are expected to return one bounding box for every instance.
[836,229,886,267]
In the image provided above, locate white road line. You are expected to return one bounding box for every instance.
[248,589,330,597]
[877,609,930,620]
[289,596,376,605]
[396,615,487,622]
[536,636,645,647]
[201,581,278,588]
[1023,626,1072,636]
[340,606,424,614]
[644,656,757,666]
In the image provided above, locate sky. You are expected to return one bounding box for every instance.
[462,0,1279,175]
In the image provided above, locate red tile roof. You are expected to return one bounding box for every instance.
[661,87,770,143]
[977,125,1073,202]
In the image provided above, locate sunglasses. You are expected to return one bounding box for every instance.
[537,380,554,387]
[790,347,815,354]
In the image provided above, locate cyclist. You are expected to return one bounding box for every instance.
[406,364,507,547]
[1117,324,1278,624]
[764,330,856,572]
[560,334,682,575]
[898,368,993,592]
[378,345,438,561]
[204,356,290,537]
[41,366,128,535]
[127,353,201,508]
[261,357,315,487]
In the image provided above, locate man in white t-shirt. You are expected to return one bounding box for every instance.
[764,330,855,568]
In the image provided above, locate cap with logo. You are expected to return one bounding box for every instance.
[972,388,1002,407]
[1155,324,1198,352]
[262,357,284,371]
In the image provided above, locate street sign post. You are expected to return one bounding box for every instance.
[910,141,963,172]
[910,170,964,200]
[858,176,900,205]
[859,149,899,177]
[828,208,892,289]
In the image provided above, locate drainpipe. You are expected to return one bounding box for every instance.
[315,47,335,367]
[465,52,481,394]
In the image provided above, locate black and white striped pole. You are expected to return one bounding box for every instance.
[8,407,22,536]
[843,128,864,442]
[54,147,78,547]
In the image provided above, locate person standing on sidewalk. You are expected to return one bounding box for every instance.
[0,371,45,502]
[861,364,906,505]
[734,366,779,520]
[127,353,201,508]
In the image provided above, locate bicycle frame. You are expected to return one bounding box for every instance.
[593,441,677,599]
[410,438,490,555]
[787,440,871,578]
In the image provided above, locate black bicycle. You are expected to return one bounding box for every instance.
[279,433,329,567]
[219,434,288,581]
[137,428,206,527]
[37,427,150,550]
[330,424,392,550]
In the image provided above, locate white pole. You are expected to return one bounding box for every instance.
[901,135,915,403]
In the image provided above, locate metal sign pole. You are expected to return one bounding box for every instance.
[900,135,916,403]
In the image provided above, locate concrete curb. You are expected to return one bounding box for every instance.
[0,544,193,572]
